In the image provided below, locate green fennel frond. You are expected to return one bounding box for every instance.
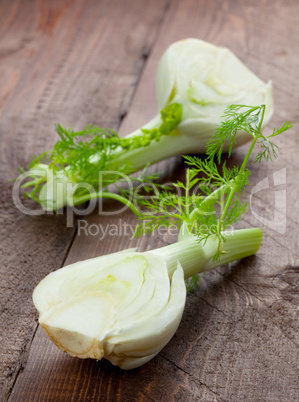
[136,104,292,262]
[207,104,265,162]
[255,121,292,163]
[185,275,200,294]
[141,103,182,139]
[21,103,182,207]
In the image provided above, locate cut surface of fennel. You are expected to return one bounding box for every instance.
[33,228,262,369]
[34,251,186,370]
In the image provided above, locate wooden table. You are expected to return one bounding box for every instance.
[1,0,298,400]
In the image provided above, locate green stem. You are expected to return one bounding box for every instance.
[239,134,259,175]
[257,105,266,133]
[152,228,262,279]
[217,134,259,231]
[73,191,141,216]
[110,130,192,173]
[185,170,190,218]
[180,182,231,239]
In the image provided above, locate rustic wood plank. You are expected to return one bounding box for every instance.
[0,0,169,400]
[7,0,299,401]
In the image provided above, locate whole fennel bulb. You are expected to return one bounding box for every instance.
[21,39,273,211]
[123,38,273,168]
[33,229,262,369]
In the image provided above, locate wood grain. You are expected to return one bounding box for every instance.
[0,0,168,400]
[2,0,299,401]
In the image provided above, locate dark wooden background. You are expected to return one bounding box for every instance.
[0,0,298,401]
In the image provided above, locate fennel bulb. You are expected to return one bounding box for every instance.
[126,38,273,167]
[32,105,291,369]
[33,229,262,369]
[20,39,273,211]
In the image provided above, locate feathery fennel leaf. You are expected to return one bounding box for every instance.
[135,104,292,262]
[207,104,264,162]
[21,103,182,209]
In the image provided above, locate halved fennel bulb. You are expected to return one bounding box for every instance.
[33,229,263,369]
[33,250,186,370]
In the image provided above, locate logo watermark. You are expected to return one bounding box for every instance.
[250,168,286,234]
[13,167,287,236]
